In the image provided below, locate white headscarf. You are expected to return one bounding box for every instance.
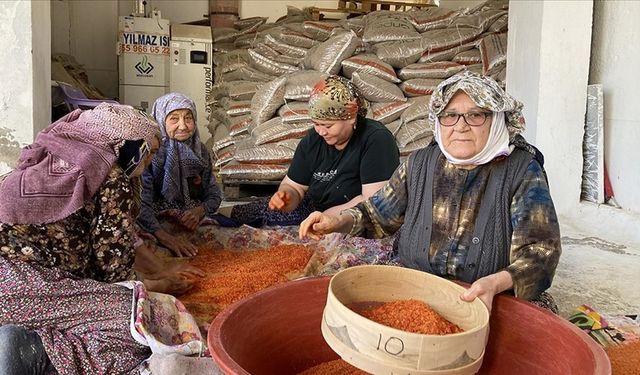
[435,111,514,166]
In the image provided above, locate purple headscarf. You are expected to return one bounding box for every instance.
[0,103,159,224]
[150,92,206,206]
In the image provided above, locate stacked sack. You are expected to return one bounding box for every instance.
[208,0,510,181]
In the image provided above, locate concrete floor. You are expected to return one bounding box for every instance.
[550,216,640,318]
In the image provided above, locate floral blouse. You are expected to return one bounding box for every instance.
[0,167,137,283]
[346,154,562,300]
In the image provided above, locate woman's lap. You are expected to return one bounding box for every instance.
[0,256,149,375]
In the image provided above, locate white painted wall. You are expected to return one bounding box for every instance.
[506,0,593,217]
[240,0,337,22]
[240,0,483,21]
[118,0,209,23]
[590,0,640,214]
[0,0,50,170]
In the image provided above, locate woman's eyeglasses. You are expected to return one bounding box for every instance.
[124,140,150,175]
[438,111,492,127]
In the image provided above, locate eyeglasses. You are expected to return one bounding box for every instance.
[438,111,492,127]
[123,140,150,175]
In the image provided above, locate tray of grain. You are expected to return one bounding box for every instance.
[321,265,489,374]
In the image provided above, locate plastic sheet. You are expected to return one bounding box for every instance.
[341,54,400,83]
[250,76,287,125]
[400,78,442,97]
[398,62,465,80]
[303,31,360,75]
[352,72,406,103]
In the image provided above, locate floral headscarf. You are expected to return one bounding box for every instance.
[308,75,369,120]
[150,93,205,206]
[428,71,526,139]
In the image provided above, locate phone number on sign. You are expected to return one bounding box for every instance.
[120,44,169,55]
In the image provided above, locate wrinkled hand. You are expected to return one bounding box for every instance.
[460,276,498,312]
[145,263,205,296]
[299,211,340,240]
[179,207,205,231]
[268,191,292,211]
[160,235,198,257]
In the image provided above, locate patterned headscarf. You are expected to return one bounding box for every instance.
[0,103,159,224]
[151,92,205,206]
[308,75,369,120]
[428,71,526,139]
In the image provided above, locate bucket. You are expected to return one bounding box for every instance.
[209,276,611,375]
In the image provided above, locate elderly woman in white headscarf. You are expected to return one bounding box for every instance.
[299,71,562,312]
[139,93,222,257]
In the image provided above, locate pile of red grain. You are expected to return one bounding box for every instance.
[606,340,640,375]
[360,299,463,335]
[180,244,312,308]
[297,359,368,375]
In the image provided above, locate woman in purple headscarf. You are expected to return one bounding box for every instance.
[0,103,203,375]
[139,92,222,257]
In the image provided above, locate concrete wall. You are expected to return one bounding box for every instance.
[0,0,51,172]
[590,0,640,214]
[506,0,593,217]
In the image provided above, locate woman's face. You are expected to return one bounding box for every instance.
[439,91,492,160]
[165,109,195,141]
[128,136,160,178]
[312,118,356,150]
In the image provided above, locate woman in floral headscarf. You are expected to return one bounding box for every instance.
[139,92,222,257]
[229,75,399,227]
[300,71,562,313]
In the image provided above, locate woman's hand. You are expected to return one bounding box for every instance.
[460,271,514,312]
[155,230,198,257]
[268,191,292,211]
[179,206,205,231]
[299,211,347,240]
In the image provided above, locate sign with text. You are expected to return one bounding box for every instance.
[119,32,170,55]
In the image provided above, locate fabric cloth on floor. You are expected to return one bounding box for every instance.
[568,304,640,348]
[0,256,149,375]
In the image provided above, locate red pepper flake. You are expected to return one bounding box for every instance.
[298,359,368,375]
[606,340,640,375]
[180,244,313,311]
[360,299,463,335]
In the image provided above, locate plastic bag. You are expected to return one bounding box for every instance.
[226,100,252,116]
[341,53,400,83]
[373,38,426,68]
[352,72,406,103]
[362,12,421,44]
[283,70,328,101]
[253,117,312,145]
[234,139,300,164]
[368,101,412,124]
[219,162,289,181]
[395,119,432,148]
[279,30,319,48]
[420,27,483,54]
[419,40,478,63]
[479,32,507,75]
[401,96,431,124]
[228,81,261,101]
[303,30,360,75]
[302,21,341,41]
[248,49,300,76]
[265,34,308,58]
[398,62,465,80]
[251,76,287,125]
[453,49,482,65]
[399,134,433,156]
[228,115,253,137]
[408,8,459,32]
[234,17,268,31]
[278,102,311,124]
[399,78,442,97]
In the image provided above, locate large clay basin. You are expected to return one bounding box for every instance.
[208,276,610,375]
